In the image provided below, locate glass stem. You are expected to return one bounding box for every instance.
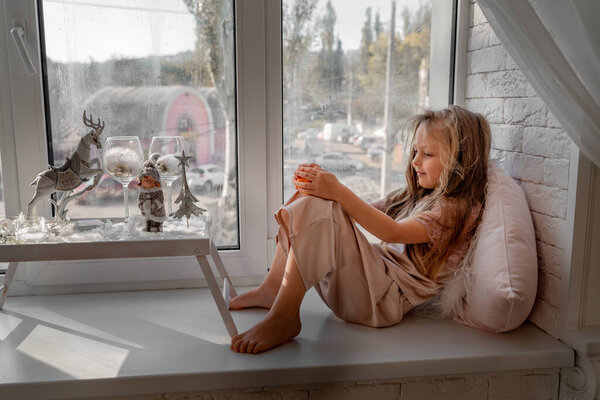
[166,183,173,216]
[123,183,130,219]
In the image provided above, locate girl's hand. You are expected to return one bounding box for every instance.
[292,165,344,202]
[294,162,322,173]
[292,163,323,187]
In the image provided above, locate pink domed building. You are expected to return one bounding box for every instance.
[84,86,226,166]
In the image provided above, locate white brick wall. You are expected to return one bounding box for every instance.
[87,369,561,400]
[466,1,572,338]
[490,124,523,152]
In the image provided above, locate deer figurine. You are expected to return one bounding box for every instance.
[27,111,105,218]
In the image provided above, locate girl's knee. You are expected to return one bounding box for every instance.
[280,208,290,227]
[277,195,341,237]
[299,195,339,215]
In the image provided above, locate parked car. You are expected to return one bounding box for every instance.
[313,152,363,173]
[322,123,358,143]
[304,137,321,157]
[348,133,362,145]
[297,128,319,140]
[187,164,225,193]
[367,143,384,162]
[355,135,383,151]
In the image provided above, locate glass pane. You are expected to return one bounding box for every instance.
[283,0,439,240]
[40,0,238,247]
[0,151,4,219]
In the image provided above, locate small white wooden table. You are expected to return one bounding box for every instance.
[0,220,239,337]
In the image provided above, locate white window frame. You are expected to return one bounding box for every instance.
[0,0,281,294]
[429,0,460,109]
[559,148,600,351]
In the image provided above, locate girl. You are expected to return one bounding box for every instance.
[229,105,491,354]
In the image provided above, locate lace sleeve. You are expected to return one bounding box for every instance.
[412,202,454,246]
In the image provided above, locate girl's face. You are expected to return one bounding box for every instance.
[412,123,444,189]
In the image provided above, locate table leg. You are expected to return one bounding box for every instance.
[209,241,237,298]
[0,262,19,310]
[196,255,238,338]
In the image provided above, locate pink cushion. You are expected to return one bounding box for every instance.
[456,165,538,332]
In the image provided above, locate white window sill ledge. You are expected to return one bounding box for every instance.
[0,287,573,400]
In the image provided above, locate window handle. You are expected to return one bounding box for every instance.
[10,26,36,75]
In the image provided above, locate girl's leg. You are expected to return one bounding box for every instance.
[229,242,287,310]
[231,246,306,354]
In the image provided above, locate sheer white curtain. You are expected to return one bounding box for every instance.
[478,0,600,167]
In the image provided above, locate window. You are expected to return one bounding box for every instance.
[38,0,238,248]
[281,0,457,241]
[1,0,270,291]
[0,0,456,292]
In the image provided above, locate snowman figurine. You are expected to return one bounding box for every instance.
[137,161,166,232]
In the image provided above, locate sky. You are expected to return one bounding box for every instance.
[42,0,424,63]
[322,0,423,50]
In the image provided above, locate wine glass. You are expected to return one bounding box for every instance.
[103,136,144,219]
[148,136,187,215]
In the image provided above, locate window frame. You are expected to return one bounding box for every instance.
[0,0,276,293]
[560,148,600,339]
[430,0,461,109]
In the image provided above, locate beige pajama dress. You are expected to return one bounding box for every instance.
[274,192,481,328]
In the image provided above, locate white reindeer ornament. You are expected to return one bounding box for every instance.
[27,111,105,219]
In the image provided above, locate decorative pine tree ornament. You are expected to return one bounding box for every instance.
[170,150,206,228]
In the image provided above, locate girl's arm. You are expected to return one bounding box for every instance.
[336,185,429,244]
[370,198,386,211]
[293,166,429,244]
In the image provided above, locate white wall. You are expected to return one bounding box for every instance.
[464,0,572,338]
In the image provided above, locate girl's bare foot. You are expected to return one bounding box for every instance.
[229,284,278,310]
[230,312,301,354]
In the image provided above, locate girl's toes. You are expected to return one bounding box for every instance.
[231,336,243,352]
[246,341,256,354]
[228,296,242,310]
[239,339,250,353]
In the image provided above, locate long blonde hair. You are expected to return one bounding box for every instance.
[383,105,491,279]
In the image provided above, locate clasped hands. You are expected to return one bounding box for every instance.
[292,163,343,202]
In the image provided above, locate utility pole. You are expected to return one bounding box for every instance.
[380,0,396,198]
[347,69,353,125]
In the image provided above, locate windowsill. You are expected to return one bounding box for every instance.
[560,327,600,358]
[0,287,573,399]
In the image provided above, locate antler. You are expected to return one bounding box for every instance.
[82,110,105,136]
